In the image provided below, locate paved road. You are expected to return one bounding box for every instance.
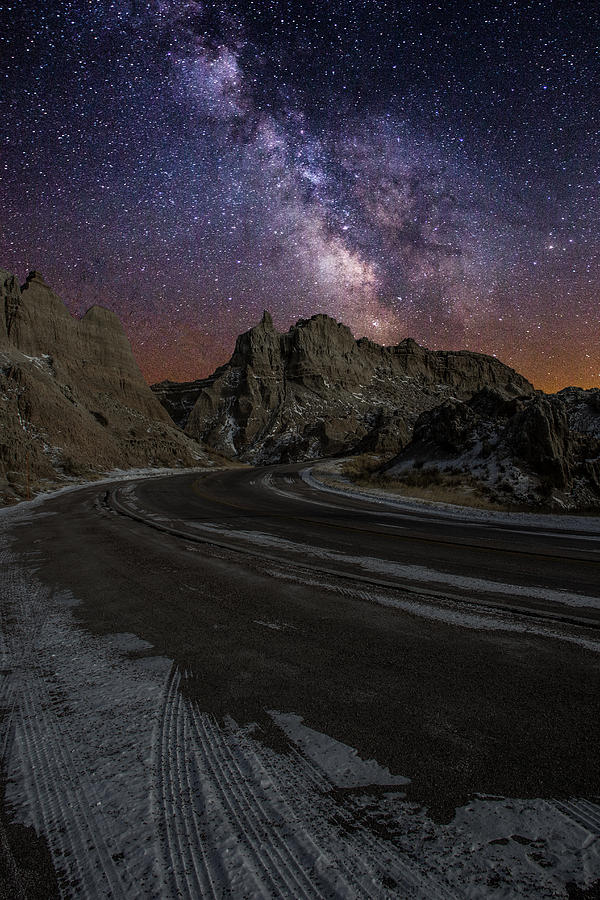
[122,464,600,624]
[17,465,600,804]
[3,465,600,897]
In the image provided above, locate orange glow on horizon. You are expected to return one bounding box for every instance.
[131,325,598,395]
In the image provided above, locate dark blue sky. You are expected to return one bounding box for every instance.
[1,0,598,389]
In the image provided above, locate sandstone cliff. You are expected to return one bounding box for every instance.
[153,311,534,463]
[0,269,210,501]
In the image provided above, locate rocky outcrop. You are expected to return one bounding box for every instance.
[6,272,170,422]
[556,386,600,439]
[0,269,211,502]
[154,311,534,463]
[151,378,214,429]
[354,410,413,455]
[504,397,571,488]
[0,269,20,349]
[383,389,600,510]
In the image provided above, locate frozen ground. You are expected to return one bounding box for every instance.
[302,461,600,534]
[0,464,216,512]
[143,510,600,653]
[1,481,599,897]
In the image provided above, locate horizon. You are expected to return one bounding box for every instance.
[5,262,597,395]
[1,2,598,395]
[1,5,600,886]
[127,308,600,396]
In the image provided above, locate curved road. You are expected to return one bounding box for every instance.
[118,464,600,624]
[3,464,600,897]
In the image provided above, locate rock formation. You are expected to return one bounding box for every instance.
[6,269,594,511]
[556,386,600,439]
[0,269,210,501]
[383,388,600,510]
[153,311,534,463]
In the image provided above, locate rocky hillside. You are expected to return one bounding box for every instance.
[0,269,210,502]
[382,387,600,510]
[153,311,534,463]
[556,386,600,439]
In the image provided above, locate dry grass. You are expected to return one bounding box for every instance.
[377,480,511,511]
[341,453,384,481]
[342,454,517,512]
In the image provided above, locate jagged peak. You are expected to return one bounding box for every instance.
[396,336,422,349]
[240,310,276,339]
[287,314,358,347]
[81,304,121,325]
[293,312,342,329]
[23,270,48,288]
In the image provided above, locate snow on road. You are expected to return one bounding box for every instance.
[300,463,600,536]
[110,481,600,649]
[168,516,600,647]
[1,490,599,897]
[223,523,600,610]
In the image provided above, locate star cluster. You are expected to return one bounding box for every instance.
[0,0,598,390]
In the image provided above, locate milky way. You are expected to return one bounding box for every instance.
[0,1,598,390]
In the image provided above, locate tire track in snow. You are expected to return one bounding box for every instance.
[1,560,55,752]
[551,799,600,836]
[17,670,132,899]
[153,660,461,899]
[0,671,18,772]
[188,700,319,898]
[153,664,234,898]
[0,541,137,898]
[284,745,461,900]
[172,671,226,898]
[153,664,198,898]
[180,687,229,897]
[189,688,458,899]
[1,556,95,896]
[576,799,600,831]
[200,711,337,900]
[16,675,92,897]
[232,726,387,899]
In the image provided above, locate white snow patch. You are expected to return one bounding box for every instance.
[302,462,600,535]
[0,527,172,895]
[20,353,53,371]
[265,569,600,654]
[188,521,600,612]
[270,711,410,788]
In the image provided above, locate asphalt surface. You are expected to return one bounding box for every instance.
[10,464,600,819]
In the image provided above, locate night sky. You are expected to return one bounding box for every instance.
[0,1,598,391]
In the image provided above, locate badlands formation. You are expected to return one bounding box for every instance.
[0,269,210,502]
[1,269,598,510]
[154,311,600,510]
[154,311,534,462]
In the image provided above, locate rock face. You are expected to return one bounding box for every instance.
[153,311,534,463]
[556,386,600,439]
[0,269,209,501]
[384,388,600,510]
[151,378,211,429]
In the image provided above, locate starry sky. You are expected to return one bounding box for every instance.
[0,0,598,391]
